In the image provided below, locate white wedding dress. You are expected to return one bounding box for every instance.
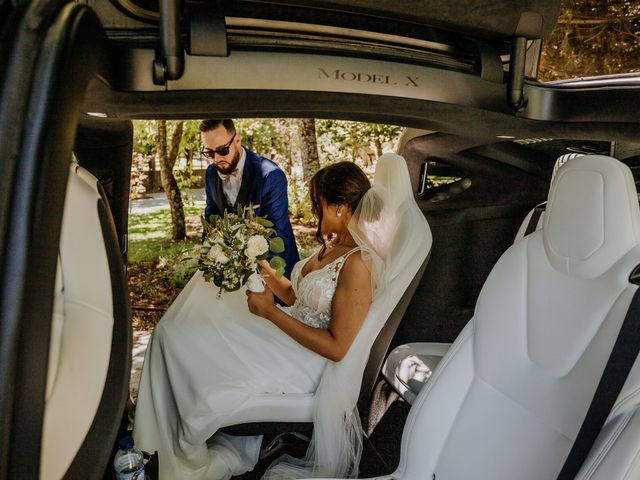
[133,247,362,479]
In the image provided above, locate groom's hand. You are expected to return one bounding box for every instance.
[246,287,276,319]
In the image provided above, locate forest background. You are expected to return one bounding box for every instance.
[129,0,640,329]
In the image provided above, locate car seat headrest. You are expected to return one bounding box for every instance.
[543,155,640,279]
[550,152,585,186]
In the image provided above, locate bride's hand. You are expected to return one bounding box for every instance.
[246,287,276,319]
[256,259,270,274]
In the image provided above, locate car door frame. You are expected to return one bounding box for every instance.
[0,1,126,477]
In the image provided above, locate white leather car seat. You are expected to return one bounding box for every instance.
[330,155,640,480]
[218,154,433,431]
[40,164,130,479]
[382,152,587,405]
[513,152,586,243]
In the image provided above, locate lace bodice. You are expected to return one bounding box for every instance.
[280,247,361,329]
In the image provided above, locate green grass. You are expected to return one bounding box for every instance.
[128,202,205,329]
[128,236,200,264]
[128,203,204,239]
[128,202,204,259]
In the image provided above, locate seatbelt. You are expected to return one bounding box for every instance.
[524,202,546,236]
[556,265,640,480]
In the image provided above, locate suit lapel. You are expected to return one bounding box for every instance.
[235,149,256,209]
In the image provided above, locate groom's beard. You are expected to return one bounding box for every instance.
[215,150,240,175]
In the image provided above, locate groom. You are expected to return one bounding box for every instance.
[200,119,299,279]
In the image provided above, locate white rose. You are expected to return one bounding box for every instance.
[245,235,269,260]
[207,244,222,261]
[207,244,229,264]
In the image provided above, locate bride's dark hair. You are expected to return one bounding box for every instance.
[310,161,371,259]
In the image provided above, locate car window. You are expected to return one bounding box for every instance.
[418,160,469,201]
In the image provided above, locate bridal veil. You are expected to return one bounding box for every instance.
[263,153,431,478]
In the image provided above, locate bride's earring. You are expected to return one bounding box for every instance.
[336,209,342,217]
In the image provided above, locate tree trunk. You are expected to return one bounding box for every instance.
[297,118,320,182]
[157,120,186,241]
[373,138,383,159]
[185,148,194,169]
[147,155,156,191]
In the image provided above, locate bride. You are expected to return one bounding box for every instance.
[133,154,416,479]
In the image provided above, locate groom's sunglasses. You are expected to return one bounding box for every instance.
[201,133,236,159]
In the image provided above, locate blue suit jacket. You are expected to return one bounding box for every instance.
[204,148,300,279]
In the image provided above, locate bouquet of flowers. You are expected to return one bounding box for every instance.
[198,205,286,297]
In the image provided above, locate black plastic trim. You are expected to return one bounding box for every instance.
[82,85,640,143]
[221,421,313,437]
[74,117,134,262]
[0,2,105,478]
[629,264,640,287]
[522,78,640,122]
[357,250,431,413]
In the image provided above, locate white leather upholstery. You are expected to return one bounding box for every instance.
[544,155,640,278]
[513,152,585,244]
[40,165,114,479]
[329,155,640,479]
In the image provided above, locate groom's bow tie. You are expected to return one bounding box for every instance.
[218,168,242,182]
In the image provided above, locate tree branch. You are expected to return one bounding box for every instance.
[557,16,640,25]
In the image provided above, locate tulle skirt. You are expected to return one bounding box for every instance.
[133,271,327,479]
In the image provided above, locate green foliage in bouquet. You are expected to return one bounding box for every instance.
[199,204,286,297]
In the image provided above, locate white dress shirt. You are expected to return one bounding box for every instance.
[218,147,246,206]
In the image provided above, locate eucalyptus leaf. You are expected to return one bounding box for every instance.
[269,255,285,270]
[269,237,285,253]
[275,267,285,278]
[255,217,274,228]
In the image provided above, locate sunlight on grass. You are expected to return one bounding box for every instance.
[128,202,205,263]
[130,229,171,241]
[128,236,199,264]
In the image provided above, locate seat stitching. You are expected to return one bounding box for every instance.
[610,386,640,417]
[580,411,632,479]
[622,444,640,480]
[64,299,113,320]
